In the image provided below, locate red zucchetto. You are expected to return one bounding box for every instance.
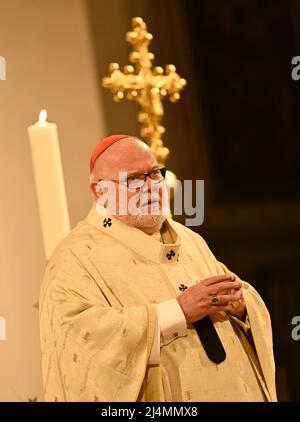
[89,134,130,171]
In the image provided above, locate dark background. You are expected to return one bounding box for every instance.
[87,0,300,401]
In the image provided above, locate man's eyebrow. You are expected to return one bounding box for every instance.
[127,165,159,177]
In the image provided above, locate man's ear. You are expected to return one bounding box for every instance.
[90,182,110,202]
[90,182,100,198]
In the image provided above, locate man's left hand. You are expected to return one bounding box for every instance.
[228,275,246,321]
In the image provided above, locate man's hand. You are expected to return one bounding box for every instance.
[227,274,246,321]
[176,274,243,324]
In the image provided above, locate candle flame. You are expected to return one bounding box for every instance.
[39,109,48,123]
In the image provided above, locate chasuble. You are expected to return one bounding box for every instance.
[39,204,277,402]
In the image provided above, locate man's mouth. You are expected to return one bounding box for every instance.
[141,198,160,207]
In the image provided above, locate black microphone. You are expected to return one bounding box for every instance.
[193,316,226,364]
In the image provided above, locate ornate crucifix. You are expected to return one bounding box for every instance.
[102,17,186,166]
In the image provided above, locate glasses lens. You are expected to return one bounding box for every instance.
[127,177,145,189]
[150,167,166,183]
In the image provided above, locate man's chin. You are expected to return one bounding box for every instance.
[115,214,167,230]
[135,214,166,228]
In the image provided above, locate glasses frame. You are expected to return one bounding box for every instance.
[97,167,167,189]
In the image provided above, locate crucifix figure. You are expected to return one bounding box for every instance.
[102,17,186,165]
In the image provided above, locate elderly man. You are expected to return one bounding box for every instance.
[39,134,277,402]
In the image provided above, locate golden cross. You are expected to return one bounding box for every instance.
[102,17,186,165]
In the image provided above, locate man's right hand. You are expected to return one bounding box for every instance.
[176,274,242,324]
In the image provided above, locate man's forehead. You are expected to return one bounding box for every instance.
[110,140,157,173]
[118,160,159,175]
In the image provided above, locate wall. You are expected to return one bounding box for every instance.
[0,0,105,401]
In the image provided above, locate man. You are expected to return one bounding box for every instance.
[39,134,277,402]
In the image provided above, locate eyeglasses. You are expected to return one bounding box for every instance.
[98,167,166,189]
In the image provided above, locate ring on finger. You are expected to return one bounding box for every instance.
[210,295,220,305]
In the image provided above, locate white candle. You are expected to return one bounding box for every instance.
[28,110,70,260]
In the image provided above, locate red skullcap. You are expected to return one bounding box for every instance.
[90,134,130,171]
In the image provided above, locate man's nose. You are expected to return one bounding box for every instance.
[141,175,152,192]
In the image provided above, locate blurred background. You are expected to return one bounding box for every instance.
[0,0,299,401]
